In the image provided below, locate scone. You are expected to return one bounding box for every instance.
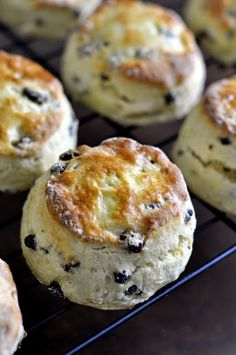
[185,0,236,65]
[0,50,78,192]
[0,0,102,39]
[172,76,236,215]
[0,258,24,355]
[21,137,196,310]
[61,0,206,126]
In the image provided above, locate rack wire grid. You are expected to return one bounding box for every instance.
[1,0,236,354]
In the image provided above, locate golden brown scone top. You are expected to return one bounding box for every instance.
[205,0,236,29]
[204,76,236,134]
[46,138,189,246]
[0,258,23,350]
[0,51,65,157]
[76,0,199,89]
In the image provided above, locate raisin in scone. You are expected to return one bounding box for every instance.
[0,258,24,355]
[61,0,206,126]
[173,76,236,215]
[0,51,78,192]
[21,137,196,310]
[185,0,236,65]
[0,0,102,39]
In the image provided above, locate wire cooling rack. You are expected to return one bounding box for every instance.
[1,1,236,354]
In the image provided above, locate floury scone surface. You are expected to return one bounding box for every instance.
[21,138,196,310]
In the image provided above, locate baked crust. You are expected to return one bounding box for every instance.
[46,138,188,245]
[204,76,236,134]
[0,51,64,157]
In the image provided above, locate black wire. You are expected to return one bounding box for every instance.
[0,12,235,355]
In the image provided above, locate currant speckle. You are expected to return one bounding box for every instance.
[177,149,184,156]
[100,74,110,81]
[73,9,81,17]
[120,231,145,253]
[59,150,80,161]
[22,87,48,105]
[145,203,161,211]
[34,17,45,27]
[124,285,142,296]
[50,162,68,175]
[24,235,37,250]
[12,137,32,150]
[220,137,232,145]
[196,30,212,42]
[63,261,80,272]
[184,209,193,223]
[114,270,130,284]
[164,92,176,105]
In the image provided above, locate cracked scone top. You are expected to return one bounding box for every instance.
[0,51,77,192]
[185,0,236,64]
[62,0,206,126]
[21,138,196,310]
[0,258,24,355]
[173,76,236,215]
[0,0,102,39]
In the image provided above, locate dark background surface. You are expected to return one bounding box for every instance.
[1,1,236,354]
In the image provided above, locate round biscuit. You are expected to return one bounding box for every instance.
[0,51,78,192]
[172,75,236,214]
[21,137,196,310]
[62,0,206,126]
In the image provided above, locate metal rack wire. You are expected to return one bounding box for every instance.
[0,1,236,354]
